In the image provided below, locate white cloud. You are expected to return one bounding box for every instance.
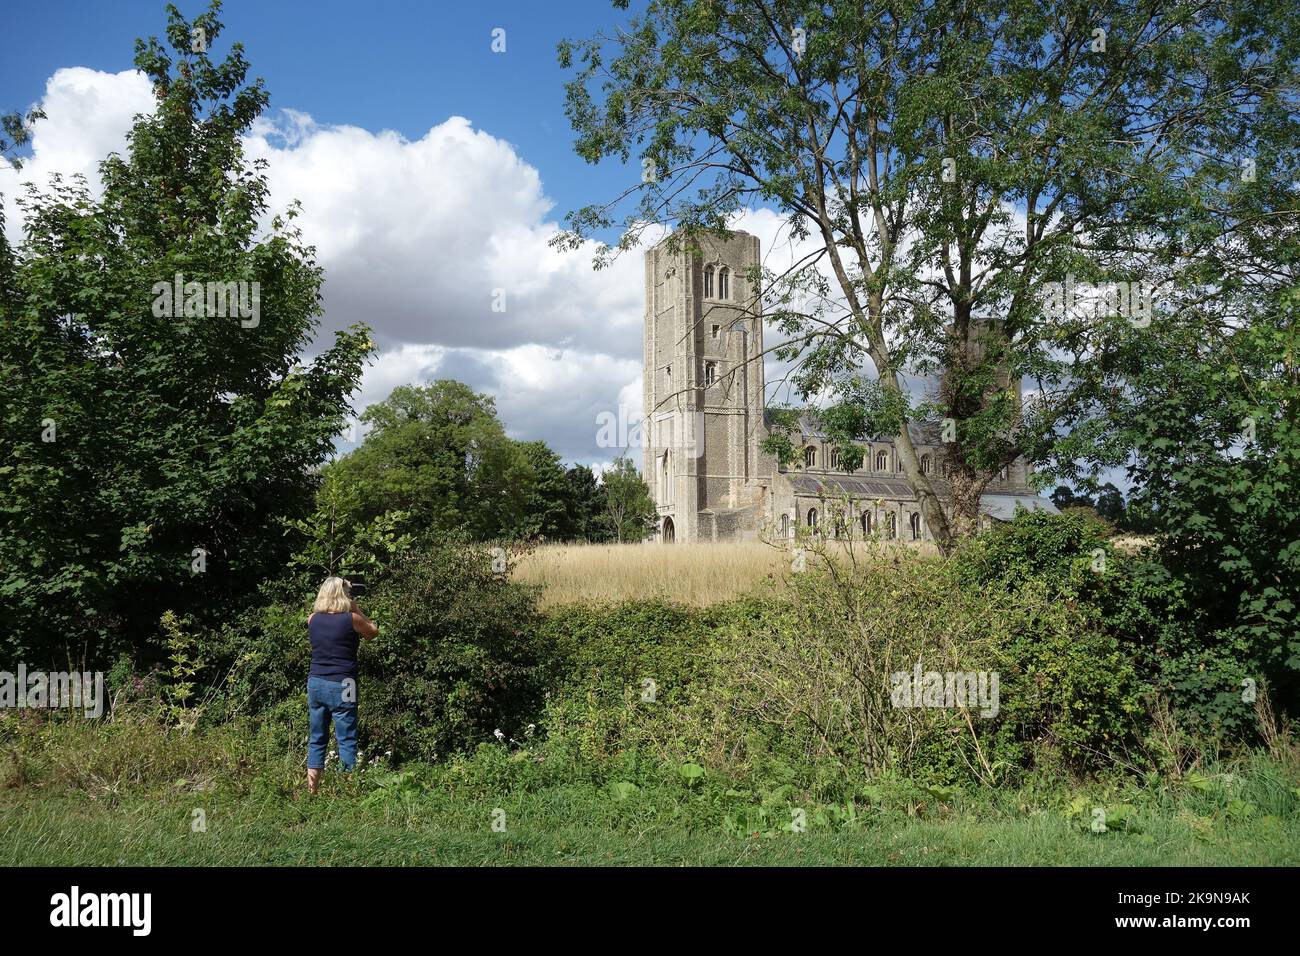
[3,67,649,465]
[1,67,154,239]
[243,112,647,358]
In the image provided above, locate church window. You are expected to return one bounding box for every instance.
[804,446,817,468]
[711,324,720,339]
[886,512,897,540]
[780,513,789,538]
[660,452,671,506]
[875,450,888,471]
[807,508,818,529]
[704,266,714,298]
[921,454,932,475]
[861,511,871,536]
[830,448,840,470]
[718,267,729,299]
[910,512,922,540]
[704,362,717,386]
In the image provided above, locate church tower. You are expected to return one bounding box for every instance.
[643,230,769,542]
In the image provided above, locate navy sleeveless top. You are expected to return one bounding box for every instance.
[309,612,359,681]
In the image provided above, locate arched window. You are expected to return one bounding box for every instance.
[830,447,840,470]
[780,513,789,539]
[861,511,871,536]
[886,512,897,540]
[704,361,716,386]
[660,451,671,506]
[704,265,714,298]
[875,450,888,472]
[921,454,932,475]
[807,508,818,530]
[804,446,817,468]
[718,267,729,299]
[910,512,922,540]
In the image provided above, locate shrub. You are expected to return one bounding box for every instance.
[354,542,549,762]
[537,601,748,774]
[956,510,1257,736]
[202,540,549,764]
[737,552,1144,785]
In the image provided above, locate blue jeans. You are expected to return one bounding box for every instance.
[307,676,358,771]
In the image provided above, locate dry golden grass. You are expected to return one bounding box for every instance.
[513,538,936,608]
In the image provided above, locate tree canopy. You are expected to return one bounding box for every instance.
[558,0,1300,552]
[0,3,372,663]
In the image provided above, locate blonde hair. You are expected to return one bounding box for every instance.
[313,576,352,614]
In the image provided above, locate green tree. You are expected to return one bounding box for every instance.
[1113,282,1300,715]
[0,2,371,664]
[599,457,657,543]
[323,381,530,540]
[557,0,1297,552]
[1094,484,1126,526]
[564,463,608,542]
[514,440,576,540]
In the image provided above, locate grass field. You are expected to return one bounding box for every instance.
[512,538,936,608]
[4,781,1296,866]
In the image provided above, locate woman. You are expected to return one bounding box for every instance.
[306,577,379,794]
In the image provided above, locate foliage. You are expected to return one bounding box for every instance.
[955,510,1262,735]
[0,1,372,665]
[597,456,657,542]
[317,381,618,545]
[1120,283,1300,719]
[557,0,1299,550]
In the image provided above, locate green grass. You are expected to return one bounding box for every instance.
[5,707,1299,867]
[4,778,1297,866]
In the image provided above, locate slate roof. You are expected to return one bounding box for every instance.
[787,475,924,498]
[763,409,942,445]
[786,476,1060,517]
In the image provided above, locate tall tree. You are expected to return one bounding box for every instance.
[515,440,577,540]
[558,0,1298,553]
[564,463,608,542]
[599,457,658,543]
[0,1,371,664]
[323,381,532,540]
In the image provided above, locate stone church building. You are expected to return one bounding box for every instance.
[642,229,1056,543]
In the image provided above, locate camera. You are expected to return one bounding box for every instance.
[345,577,367,598]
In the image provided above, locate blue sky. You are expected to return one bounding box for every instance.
[3,0,667,467]
[2,0,636,222]
[1,1,1093,496]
